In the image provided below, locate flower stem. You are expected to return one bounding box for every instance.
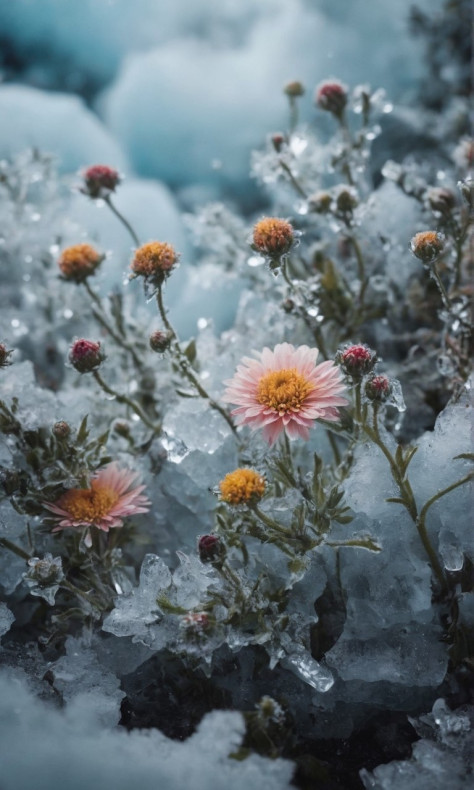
[156,285,237,435]
[92,370,159,433]
[104,195,140,247]
[0,537,31,560]
[83,280,144,369]
[278,160,308,199]
[252,505,291,538]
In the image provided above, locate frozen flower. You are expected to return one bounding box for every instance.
[130,241,179,285]
[149,329,173,353]
[0,342,13,368]
[309,190,332,214]
[219,469,266,505]
[43,463,150,543]
[365,374,392,403]
[252,217,295,260]
[336,344,377,378]
[451,137,474,171]
[271,132,286,152]
[52,420,71,439]
[81,164,120,198]
[180,612,210,632]
[284,80,305,97]
[315,80,348,117]
[410,231,445,263]
[334,185,359,214]
[198,534,225,563]
[23,553,64,606]
[425,187,456,215]
[58,243,104,283]
[223,343,348,445]
[69,339,104,373]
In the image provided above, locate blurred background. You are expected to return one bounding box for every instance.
[2,0,468,204]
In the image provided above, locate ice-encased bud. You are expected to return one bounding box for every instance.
[23,554,64,605]
[365,374,392,403]
[69,339,104,373]
[336,344,377,379]
[198,534,226,564]
[52,420,71,439]
[81,164,120,199]
[315,80,348,117]
[149,329,173,353]
[410,231,445,264]
[426,187,456,215]
[252,217,295,261]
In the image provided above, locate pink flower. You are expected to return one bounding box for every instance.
[223,343,348,445]
[43,463,151,540]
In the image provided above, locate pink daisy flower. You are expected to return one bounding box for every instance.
[43,463,150,545]
[223,343,348,446]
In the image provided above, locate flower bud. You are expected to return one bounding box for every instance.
[309,190,332,214]
[52,421,71,439]
[113,421,131,438]
[198,534,225,564]
[410,231,445,264]
[219,468,266,506]
[458,178,473,208]
[336,344,377,378]
[365,374,392,403]
[315,80,348,117]
[0,343,13,368]
[252,218,295,260]
[426,187,456,215]
[149,329,173,353]
[179,612,210,632]
[131,242,179,285]
[81,164,120,199]
[335,186,358,213]
[58,243,104,283]
[271,133,285,153]
[284,80,305,98]
[69,339,104,373]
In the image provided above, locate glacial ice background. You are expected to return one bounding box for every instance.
[0,1,473,788]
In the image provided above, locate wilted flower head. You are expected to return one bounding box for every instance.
[365,374,392,403]
[315,80,348,117]
[58,243,103,283]
[252,217,295,264]
[223,343,348,445]
[69,339,104,373]
[219,469,266,506]
[309,190,332,214]
[81,164,120,198]
[334,185,359,214]
[0,342,13,368]
[131,241,179,285]
[43,463,150,543]
[336,344,377,378]
[410,231,445,263]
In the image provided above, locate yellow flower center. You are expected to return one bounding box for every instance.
[219,469,265,505]
[256,368,313,415]
[60,485,120,523]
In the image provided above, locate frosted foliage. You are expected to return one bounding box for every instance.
[0,602,15,637]
[0,670,295,790]
[0,86,128,173]
[360,699,474,790]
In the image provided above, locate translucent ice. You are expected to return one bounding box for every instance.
[0,602,15,637]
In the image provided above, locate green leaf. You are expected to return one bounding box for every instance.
[183,338,197,364]
[386,496,405,504]
[77,415,89,443]
[453,453,474,462]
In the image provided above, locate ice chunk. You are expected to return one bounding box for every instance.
[0,85,128,173]
[0,602,15,637]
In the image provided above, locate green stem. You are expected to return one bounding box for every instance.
[0,537,31,560]
[92,370,159,432]
[104,195,140,247]
[364,407,448,588]
[430,263,451,311]
[83,280,143,369]
[156,286,237,435]
[278,160,308,199]
[326,430,341,466]
[415,472,474,588]
[252,505,291,538]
